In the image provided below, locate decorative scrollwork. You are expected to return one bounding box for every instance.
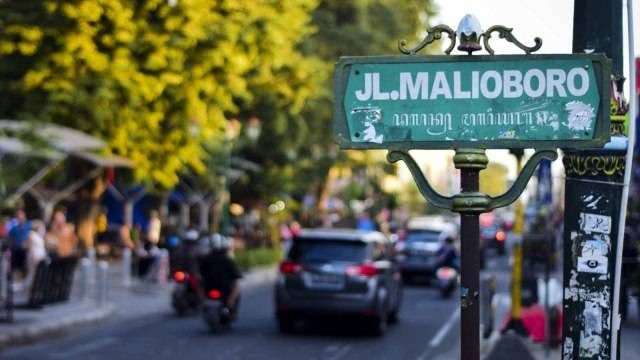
[563,154,625,177]
[610,115,626,136]
[389,149,558,214]
[482,25,542,55]
[398,24,456,55]
[398,16,543,56]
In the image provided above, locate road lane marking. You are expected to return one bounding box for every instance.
[428,307,460,348]
[50,337,116,358]
[324,344,351,360]
[415,307,460,360]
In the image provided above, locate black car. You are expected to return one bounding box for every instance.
[396,229,442,280]
[396,216,457,281]
[480,225,506,255]
[275,229,403,335]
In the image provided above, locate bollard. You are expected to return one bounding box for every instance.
[97,260,109,306]
[0,250,5,301]
[79,258,91,301]
[3,250,13,322]
[481,274,496,339]
[87,247,96,284]
[122,248,132,287]
[156,249,169,285]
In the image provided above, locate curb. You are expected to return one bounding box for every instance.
[0,265,277,350]
[0,303,115,349]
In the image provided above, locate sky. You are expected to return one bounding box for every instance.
[397,0,639,200]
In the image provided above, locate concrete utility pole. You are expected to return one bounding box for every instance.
[562,1,627,358]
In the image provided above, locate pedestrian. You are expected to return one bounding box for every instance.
[45,208,77,258]
[8,209,30,278]
[26,220,47,286]
[356,212,375,231]
[147,210,162,246]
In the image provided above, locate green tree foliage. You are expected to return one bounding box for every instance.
[0,0,320,190]
[233,0,437,204]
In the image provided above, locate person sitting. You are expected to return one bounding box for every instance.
[45,208,77,258]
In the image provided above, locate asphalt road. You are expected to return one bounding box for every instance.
[2,279,461,360]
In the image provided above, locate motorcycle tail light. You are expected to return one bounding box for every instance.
[208,289,221,299]
[496,231,506,242]
[436,267,456,279]
[173,271,187,282]
[346,264,378,277]
[279,261,303,274]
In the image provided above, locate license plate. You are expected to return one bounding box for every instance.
[303,273,345,290]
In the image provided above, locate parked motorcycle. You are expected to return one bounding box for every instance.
[435,267,458,298]
[171,270,201,315]
[202,288,235,333]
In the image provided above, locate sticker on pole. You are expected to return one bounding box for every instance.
[334,54,611,149]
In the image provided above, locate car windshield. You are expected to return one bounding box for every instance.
[406,230,441,243]
[288,239,368,263]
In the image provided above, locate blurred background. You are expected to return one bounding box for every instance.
[0,1,638,360]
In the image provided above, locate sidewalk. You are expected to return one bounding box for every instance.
[485,334,535,360]
[0,260,276,349]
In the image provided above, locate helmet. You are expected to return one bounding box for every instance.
[184,229,199,242]
[209,233,230,250]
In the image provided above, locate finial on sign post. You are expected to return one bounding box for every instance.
[457,14,483,54]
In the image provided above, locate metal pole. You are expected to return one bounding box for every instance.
[512,153,523,320]
[79,258,91,301]
[460,168,480,360]
[505,151,528,335]
[87,246,96,284]
[157,249,169,285]
[122,248,132,287]
[454,148,487,360]
[545,233,551,357]
[612,0,637,356]
[5,250,12,322]
[97,260,108,306]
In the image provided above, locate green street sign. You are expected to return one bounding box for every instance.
[334,54,611,149]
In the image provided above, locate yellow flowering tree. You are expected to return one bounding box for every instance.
[0,0,320,190]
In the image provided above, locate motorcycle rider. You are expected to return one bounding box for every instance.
[434,236,459,270]
[199,234,242,318]
[170,227,202,314]
[173,227,201,275]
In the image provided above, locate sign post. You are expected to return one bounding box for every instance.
[334,14,611,360]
